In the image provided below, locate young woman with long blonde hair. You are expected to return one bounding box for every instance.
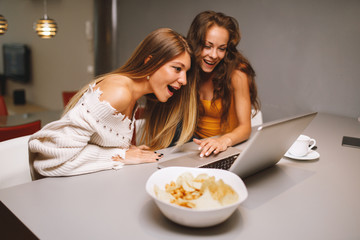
[29,28,196,177]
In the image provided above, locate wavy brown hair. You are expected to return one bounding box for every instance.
[64,28,197,150]
[187,11,260,130]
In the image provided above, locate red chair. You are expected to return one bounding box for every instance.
[0,96,8,116]
[62,91,77,107]
[0,120,41,142]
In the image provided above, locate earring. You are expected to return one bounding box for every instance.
[147,76,150,80]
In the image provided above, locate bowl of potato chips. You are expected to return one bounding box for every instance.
[146,167,248,227]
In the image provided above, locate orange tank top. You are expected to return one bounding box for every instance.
[195,97,238,138]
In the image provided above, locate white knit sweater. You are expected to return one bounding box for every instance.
[29,85,135,176]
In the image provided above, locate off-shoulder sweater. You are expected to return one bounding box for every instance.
[28,85,135,177]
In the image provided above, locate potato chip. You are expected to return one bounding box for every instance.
[154,172,239,210]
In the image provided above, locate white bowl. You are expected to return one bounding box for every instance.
[145,167,248,228]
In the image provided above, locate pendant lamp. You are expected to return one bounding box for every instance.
[0,15,8,35]
[34,0,57,39]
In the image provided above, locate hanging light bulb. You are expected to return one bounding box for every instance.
[0,15,8,35]
[35,17,57,39]
[35,0,57,39]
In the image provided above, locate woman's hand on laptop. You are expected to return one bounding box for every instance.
[194,137,232,157]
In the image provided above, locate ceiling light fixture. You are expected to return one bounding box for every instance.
[0,15,8,35]
[34,0,57,39]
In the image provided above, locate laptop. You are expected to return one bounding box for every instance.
[158,112,317,178]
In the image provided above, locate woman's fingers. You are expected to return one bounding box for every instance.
[114,148,163,164]
[193,138,203,149]
[204,146,216,157]
[137,145,150,150]
[198,138,228,157]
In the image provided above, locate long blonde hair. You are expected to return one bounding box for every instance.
[64,28,197,150]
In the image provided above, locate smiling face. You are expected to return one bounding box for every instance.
[148,52,191,102]
[200,25,229,73]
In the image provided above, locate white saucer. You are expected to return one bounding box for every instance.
[284,150,320,160]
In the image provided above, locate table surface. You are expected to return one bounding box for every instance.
[3,95,49,115]
[0,110,62,127]
[0,113,359,240]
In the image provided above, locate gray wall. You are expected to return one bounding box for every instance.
[114,0,360,121]
[1,0,359,121]
[1,0,94,110]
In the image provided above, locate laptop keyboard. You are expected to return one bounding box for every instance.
[200,154,240,170]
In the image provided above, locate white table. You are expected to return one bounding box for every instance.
[0,110,62,127]
[0,113,359,239]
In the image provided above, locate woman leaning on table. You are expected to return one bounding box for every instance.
[29,28,197,177]
[187,11,260,157]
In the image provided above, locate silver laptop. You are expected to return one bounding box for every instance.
[158,112,317,178]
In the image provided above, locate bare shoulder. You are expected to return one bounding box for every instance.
[96,75,132,112]
[231,69,249,89]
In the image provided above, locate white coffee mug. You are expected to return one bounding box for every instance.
[288,134,316,157]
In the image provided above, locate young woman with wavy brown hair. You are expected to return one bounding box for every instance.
[187,11,260,157]
[29,28,196,177]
